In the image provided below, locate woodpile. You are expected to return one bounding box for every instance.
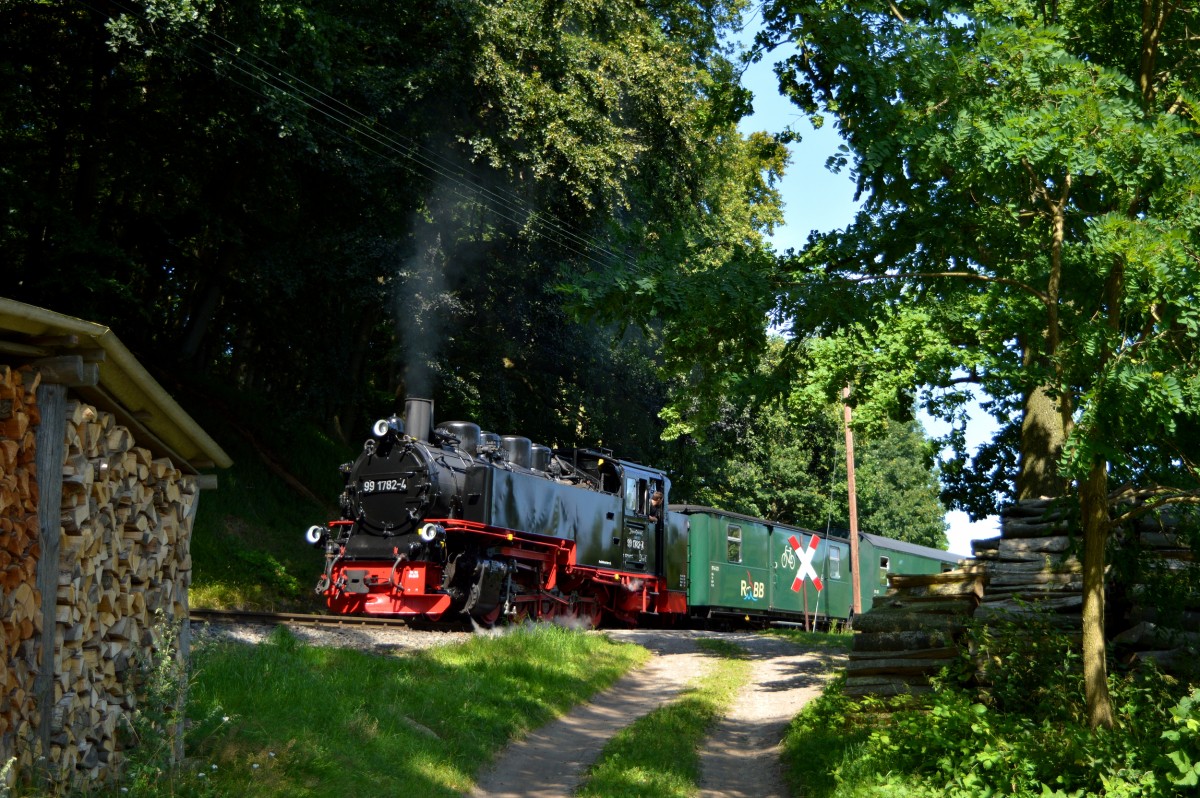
[0,365,42,780]
[0,363,199,788]
[848,496,1200,700]
[44,400,197,782]
[848,498,1086,700]
[971,498,1083,627]
[845,566,986,697]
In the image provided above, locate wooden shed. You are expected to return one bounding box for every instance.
[0,297,230,787]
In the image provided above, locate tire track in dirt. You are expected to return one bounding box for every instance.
[696,633,843,798]
[469,629,713,798]
[467,630,844,798]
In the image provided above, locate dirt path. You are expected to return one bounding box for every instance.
[695,633,841,798]
[467,630,844,798]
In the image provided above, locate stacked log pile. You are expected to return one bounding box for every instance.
[45,398,198,782]
[971,499,1083,627]
[848,497,1200,699]
[845,565,985,697]
[0,360,199,788]
[0,366,42,775]
[847,498,1080,699]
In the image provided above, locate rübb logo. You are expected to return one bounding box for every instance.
[741,573,765,602]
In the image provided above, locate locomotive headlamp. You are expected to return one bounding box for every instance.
[372,416,405,438]
[419,523,444,542]
[304,525,325,545]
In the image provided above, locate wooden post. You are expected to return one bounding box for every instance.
[33,382,66,777]
[843,386,862,616]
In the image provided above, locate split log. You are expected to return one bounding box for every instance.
[846,657,958,677]
[853,609,972,635]
[871,595,978,614]
[1113,621,1200,649]
[849,646,959,661]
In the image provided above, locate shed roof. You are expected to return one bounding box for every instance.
[0,297,231,473]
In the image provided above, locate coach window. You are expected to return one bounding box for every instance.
[829,547,842,579]
[879,555,890,586]
[726,525,742,563]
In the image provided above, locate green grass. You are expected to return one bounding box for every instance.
[576,638,751,798]
[123,624,650,797]
[762,626,855,652]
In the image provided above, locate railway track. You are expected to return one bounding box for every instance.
[189,607,470,632]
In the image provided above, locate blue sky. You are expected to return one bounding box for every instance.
[735,35,1000,556]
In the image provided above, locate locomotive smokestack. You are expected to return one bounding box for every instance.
[405,397,434,442]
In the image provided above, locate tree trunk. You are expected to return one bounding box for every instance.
[1080,456,1114,729]
[1016,384,1066,500]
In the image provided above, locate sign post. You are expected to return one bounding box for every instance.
[787,533,823,630]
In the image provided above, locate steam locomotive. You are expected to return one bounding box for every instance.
[305,397,960,627]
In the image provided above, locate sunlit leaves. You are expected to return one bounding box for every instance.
[760,0,1200,505]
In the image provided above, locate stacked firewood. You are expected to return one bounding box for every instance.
[971,498,1083,626]
[847,497,1200,700]
[0,365,41,775]
[47,399,197,781]
[845,566,986,697]
[0,362,199,786]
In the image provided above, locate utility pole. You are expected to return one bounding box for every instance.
[843,385,862,615]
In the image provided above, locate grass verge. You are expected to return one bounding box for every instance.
[762,626,855,652]
[575,638,751,798]
[133,624,649,797]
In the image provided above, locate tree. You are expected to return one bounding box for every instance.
[751,0,1200,728]
[851,419,948,551]
[666,341,947,548]
[0,0,784,456]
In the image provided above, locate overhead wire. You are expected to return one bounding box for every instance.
[80,0,638,273]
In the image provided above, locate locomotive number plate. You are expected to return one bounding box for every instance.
[361,478,407,493]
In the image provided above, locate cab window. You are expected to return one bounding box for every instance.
[726,525,742,563]
[624,477,650,514]
[624,476,638,512]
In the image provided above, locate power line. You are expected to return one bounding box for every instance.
[84,0,639,273]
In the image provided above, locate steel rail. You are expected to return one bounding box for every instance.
[188,607,462,630]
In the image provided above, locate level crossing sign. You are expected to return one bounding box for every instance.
[787,534,823,592]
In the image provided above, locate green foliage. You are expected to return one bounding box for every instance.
[750,0,1200,730]
[747,0,1200,518]
[670,341,947,548]
[116,611,225,797]
[782,618,1197,798]
[969,611,1084,719]
[1160,689,1200,788]
[779,674,871,798]
[1,0,782,466]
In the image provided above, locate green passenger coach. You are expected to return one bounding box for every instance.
[670,505,960,627]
